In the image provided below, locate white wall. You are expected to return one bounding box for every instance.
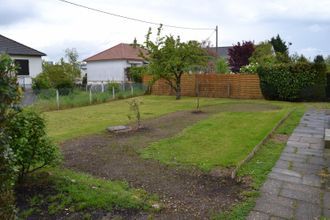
[11,55,43,87]
[86,60,143,83]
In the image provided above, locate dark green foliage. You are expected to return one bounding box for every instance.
[6,109,60,180]
[327,72,330,99]
[143,25,208,99]
[126,66,147,82]
[258,63,317,101]
[310,55,327,100]
[0,54,21,219]
[270,34,289,54]
[82,73,87,87]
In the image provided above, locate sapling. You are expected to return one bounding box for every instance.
[127,98,143,129]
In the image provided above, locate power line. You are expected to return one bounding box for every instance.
[57,0,215,31]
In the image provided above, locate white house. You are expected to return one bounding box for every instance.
[0,34,46,88]
[84,43,147,84]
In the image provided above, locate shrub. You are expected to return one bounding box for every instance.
[327,72,330,99]
[310,55,327,100]
[240,62,259,74]
[215,57,230,74]
[107,81,121,93]
[127,66,147,82]
[32,73,51,91]
[258,62,317,101]
[6,109,60,180]
[0,54,21,219]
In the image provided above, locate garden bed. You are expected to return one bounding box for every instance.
[58,103,283,219]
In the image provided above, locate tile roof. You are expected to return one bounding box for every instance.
[207,46,233,58]
[84,43,147,62]
[0,34,46,56]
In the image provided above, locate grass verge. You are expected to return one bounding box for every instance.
[214,108,305,219]
[141,108,288,171]
[17,168,159,219]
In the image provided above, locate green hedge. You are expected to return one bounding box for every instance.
[327,72,330,99]
[257,62,326,101]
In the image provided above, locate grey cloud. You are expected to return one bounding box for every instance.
[0,0,38,26]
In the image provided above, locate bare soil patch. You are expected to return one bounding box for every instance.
[56,103,280,219]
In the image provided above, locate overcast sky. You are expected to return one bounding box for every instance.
[1,0,330,61]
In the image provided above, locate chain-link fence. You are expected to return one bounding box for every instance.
[28,83,147,111]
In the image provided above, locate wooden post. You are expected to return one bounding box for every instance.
[89,87,92,104]
[56,89,60,110]
[130,84,134,96]
[112,86,115,99]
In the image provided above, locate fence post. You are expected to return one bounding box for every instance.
[112,86,115,99]
[101,82,104,93]
[56,89,60,110]
[89,87,92,105]
[130,84,134,96]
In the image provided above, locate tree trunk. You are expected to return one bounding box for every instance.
[175,78,181,100]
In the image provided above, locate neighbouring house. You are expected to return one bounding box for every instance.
[84,43,147,84]
[206,46,233,60]
[0,34,46,88]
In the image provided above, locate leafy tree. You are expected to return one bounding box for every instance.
[0,54,21,219]
[249,41,276,65]
[143,26,208,99]
[270,34,289,54]
[6,109,60,180]
[228,41,255,72]
[127,98,143,129]
[215,57,230,73]
[126,66,147,82]
[325,55,330,72]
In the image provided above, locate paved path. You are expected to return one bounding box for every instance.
[21,89,37,106]
[248,110,330,220]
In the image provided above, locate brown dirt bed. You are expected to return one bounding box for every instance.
[20,103,280,219]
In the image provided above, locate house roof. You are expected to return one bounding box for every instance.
[0,34,46,56]
[206,46,233,59]
[84,43,147,62]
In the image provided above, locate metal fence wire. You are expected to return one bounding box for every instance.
[27,82,147,111]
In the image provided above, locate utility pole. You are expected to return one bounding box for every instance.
[215,25,218,57]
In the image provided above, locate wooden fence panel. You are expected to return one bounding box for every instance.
[143,73,263,99]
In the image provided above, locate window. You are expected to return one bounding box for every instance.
[14,59,29,75]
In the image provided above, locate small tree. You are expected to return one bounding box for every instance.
[143,26,208,99]
[228,41,254,72]
[127,98,143,129]
[270,34,289,55]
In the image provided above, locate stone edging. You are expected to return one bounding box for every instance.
[231,109,295,179]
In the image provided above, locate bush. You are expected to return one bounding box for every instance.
[32,73,51,91]
[6,109,60,180]
[215,57,230,74]
[127,66,147,82]
[327,73,330,99]
[107,81,121,93]
[258,62,317,101]
[240,62,258,74]
[0,54,21,219]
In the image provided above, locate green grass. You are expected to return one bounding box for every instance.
[214,108,305,219]
[19,167,159,218]
[141,109,288,171]
[43,96,235,142]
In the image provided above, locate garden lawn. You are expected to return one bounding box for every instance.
[44,96,235,142]
[141,108,289,171]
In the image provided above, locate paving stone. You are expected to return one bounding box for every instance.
[247,211,270,220]
[272,168,302,178]
[280,155,307,163]
[287,141,310,148]
[281,181,321,194]
[260,179,283,196]
[300,137,323,144]
[295,201,321,220]
[256,194,295,208]
[308,157,326,166]
[324,192,330,209]
[302,174,321,187]
[324,208,330,217]
[274,160,290,169]
[269,217,286,220]
[280,187,321,204]
[254,201,294,219]
[268,172,302,184]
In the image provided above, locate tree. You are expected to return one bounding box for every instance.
[0,54,21,219]
[270,34,289,54]
[228,41,254,72]
[249,41,276,65]
[64,48,81,78]
[143,26,207,99]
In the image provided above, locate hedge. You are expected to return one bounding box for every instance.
[257,62,327,101]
